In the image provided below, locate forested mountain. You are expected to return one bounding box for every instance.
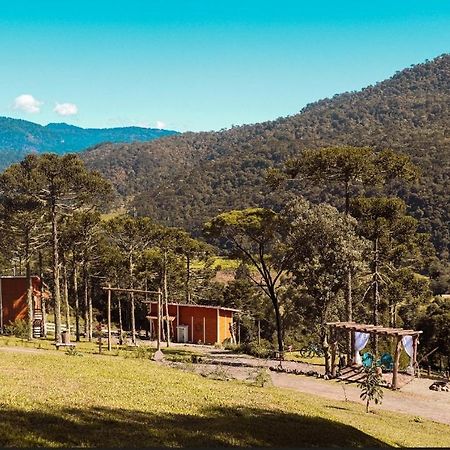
[0,117,178,170]
[82,54,450,257]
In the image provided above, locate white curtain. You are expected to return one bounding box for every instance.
[402,335,414,369]
[354,332,370,365]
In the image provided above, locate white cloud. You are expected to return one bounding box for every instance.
[13,94,42,113]
[156,120,166,129]
[54,102,78,116]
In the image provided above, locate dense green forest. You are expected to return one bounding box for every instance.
[0,117,178,170]
[0,152,448,370]
[82,55,450,261]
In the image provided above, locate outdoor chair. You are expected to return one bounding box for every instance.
[379,352,394,371]
[361,351,374,368]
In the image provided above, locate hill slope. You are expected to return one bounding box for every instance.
[82,54,450,255]
[0,117,178,170]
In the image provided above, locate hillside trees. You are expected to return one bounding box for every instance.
[0,154,112,343]
[82,55,450,264]
[205,208,299,353]
[282,198,367,372]
[0,158,50,339]
[350,196,434,352]
[103,215,160,344]
[59,211,104,341]
[268,146,418,357]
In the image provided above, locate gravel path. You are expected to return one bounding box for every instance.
[173,344,450,426]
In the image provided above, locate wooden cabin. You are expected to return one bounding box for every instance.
[145,301,239,345]
[0,276,44,336]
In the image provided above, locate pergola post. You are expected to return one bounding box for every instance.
[392,335,402,390]
[412,335,419,377]
[330,327,338,377]
[107,283,112,351]
[157,289,161,352]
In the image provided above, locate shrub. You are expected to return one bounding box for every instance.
[241,339,273,359]
[4,319,30,340]
[224,339,273,359]
[65,346,83,357]
[251,368,272,387]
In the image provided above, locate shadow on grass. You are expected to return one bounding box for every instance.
[0,405,391,447]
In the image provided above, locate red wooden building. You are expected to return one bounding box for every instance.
[0,276,44,336]
[146,301,239,345]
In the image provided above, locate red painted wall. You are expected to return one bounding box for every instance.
[146,302,235,345]
[0,276,41,326]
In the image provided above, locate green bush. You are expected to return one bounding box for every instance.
[241,339,273,358]
[4,319,30,340]
[225,339,273,359]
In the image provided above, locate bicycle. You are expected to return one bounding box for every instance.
[298,342,324,358]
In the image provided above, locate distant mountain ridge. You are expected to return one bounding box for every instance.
[82,54,450,256]
[0,117,178,169]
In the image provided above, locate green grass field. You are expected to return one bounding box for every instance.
[0,343,449,447]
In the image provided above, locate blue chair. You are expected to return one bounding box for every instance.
[361,352,374,368]
[380,353,394,371]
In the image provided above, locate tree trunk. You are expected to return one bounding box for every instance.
[51,198,62,344]
[72,260,80,341]
[25,233,33,341]
[88,283,93,342]
[118,296,123,345]
[39,251,47,337]
[63,260,70,335]
[163,250,170,347]
[185,254,191,303]
[344,179,353,363]
[373,237,380,355]
[269,286,283,353]
[321,295,331,375]
[389,297,394,328]
[129,253,136,345]
[83,263,89,340]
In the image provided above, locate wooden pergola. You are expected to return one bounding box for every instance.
[102,285,163,352]
[327,321,422,390]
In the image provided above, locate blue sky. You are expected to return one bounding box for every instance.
[0,1,449,132]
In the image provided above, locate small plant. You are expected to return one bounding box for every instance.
[4,319,30,340]
[65,346,83,357]
[252,368,272,387]
[358,366,384,413]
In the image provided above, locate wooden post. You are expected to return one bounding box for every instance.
[107,283,112,352]
[238,317,241,345]
[157,289,161,352]
[351,330,356,365]
[412,335,419,377]
[392,335,402,390]
[330,328,337,377]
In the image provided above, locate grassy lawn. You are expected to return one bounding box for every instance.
[284,351,325,366]
[0,346,449,447]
